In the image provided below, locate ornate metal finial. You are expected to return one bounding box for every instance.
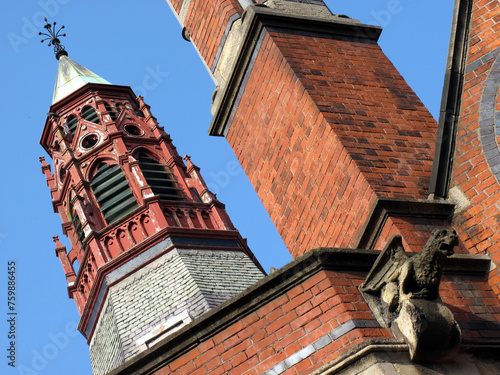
[39,17,68,60]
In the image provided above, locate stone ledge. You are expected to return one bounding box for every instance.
[313,340,500,375]
[107,247,491,374]
[356,197,455,250]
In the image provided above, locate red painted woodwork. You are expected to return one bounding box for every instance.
[40,83,249,318]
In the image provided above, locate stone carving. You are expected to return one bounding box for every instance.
[360,229,461,362]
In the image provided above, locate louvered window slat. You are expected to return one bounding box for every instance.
[72,211,87,250]
[104,197,138,224]
[98,188,136,212]
[139,161,171,168]
[90,164,120,186]
[82,107,101,125]
[67,117,78,136]
[105,104,118,121]
[141,176,180,186]
[72,212,85,244]
[90,164,137,224]
[92,175,129,197]
[139,156,182,201]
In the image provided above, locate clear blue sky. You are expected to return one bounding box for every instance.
[1,1,453,374]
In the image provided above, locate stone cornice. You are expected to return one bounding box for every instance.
[208,5,382,137]
[356,197,455,250]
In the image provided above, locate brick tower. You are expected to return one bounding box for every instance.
[166,0,451,258]
[95,1,499,374]
[39,1,500,374]
[39,20,264,375]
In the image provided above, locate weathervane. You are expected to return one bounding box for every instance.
[39,18,68,60]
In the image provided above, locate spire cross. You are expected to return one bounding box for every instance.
[39,17,68,60]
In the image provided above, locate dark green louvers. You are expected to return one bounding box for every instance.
[138,155,183,201]
[82,107,101,124]
[90,164,138,224]
[72,211,85,246]
[104,103,118,121]
[67,116,78,136]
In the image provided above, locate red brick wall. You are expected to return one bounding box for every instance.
[166,1,442,258]
[166,0,243,70]
[226,28,438,257]
[450,1,500,294]
[441,274,500,341]
[372,215,469,255]
[374,216,457,253]
[147,268,500,375]
[152,269,392,375]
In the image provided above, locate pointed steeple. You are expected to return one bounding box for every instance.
[39,18,111,103]
[52,55,111,103]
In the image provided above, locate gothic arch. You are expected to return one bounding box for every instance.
[86,156,119,182]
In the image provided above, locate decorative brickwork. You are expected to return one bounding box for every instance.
[261,318,381,375]
[40,51,266,374]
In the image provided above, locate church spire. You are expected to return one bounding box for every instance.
[51,56,111,103]
[39,18,265,375]
[40,18,110,103]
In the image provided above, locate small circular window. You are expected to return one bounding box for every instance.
[124,124,143,136]
[81,133,99,150]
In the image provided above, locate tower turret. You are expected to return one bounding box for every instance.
[39,20,265,375]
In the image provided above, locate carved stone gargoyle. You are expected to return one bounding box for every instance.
[360,229,461,362]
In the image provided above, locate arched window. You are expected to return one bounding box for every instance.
[81,106,101,124]
[90,163,138,224]
[71,209,86,250]
[138,154,183,201]
[66,115,78,137]
[59,166,67,182]
[190,188,202,202]
[52,139,62,153]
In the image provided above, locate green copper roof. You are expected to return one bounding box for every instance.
[52,55,110,103]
